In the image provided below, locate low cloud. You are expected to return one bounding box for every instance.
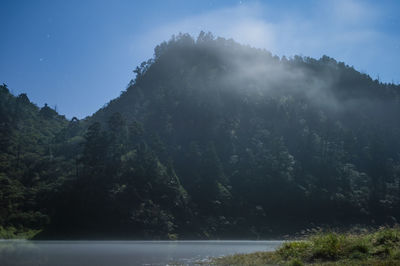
[134,0,398,83]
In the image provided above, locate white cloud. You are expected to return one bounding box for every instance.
[328,0,378,25]
[131,0,397,82]
[136,3,276,52]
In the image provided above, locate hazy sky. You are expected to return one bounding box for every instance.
[1,0,399,118]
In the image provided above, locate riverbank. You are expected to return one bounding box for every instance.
[0,226,41,240]
[212,227,400,265]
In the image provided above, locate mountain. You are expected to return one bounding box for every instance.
[0,86,69,237]
[1,32,400,239]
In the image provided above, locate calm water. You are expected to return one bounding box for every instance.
[0,240,284,266]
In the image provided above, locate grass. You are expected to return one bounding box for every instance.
[212,227,400,265]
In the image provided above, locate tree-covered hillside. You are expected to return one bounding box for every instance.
[1,33,400,239]
[0,84,69,236]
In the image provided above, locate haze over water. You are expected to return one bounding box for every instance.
[0,240,283,266]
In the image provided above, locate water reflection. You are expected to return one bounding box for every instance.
[0,240,283,266]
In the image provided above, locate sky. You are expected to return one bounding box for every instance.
[1,0,400,119]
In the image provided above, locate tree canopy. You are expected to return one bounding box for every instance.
[1,33,400,239]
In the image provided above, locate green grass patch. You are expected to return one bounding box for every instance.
[212,227,400,265]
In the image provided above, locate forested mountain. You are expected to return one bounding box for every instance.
[0,86,69,235]
[1,33,400,239]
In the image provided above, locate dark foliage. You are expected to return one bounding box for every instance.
[1,33,400,239]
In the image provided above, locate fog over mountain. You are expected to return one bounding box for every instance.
[1,33,400,239]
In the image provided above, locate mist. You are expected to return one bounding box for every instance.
[2,1,400,265]
[139,0,399,85]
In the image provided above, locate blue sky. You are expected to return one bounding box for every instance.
[1,0,399,118]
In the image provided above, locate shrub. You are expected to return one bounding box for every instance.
[277,241,312,261]
[311,233,343,260]
[374,228,400,247]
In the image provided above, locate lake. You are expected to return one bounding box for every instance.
[0,240,284,266]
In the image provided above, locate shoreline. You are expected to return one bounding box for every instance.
[212,227,400,265]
